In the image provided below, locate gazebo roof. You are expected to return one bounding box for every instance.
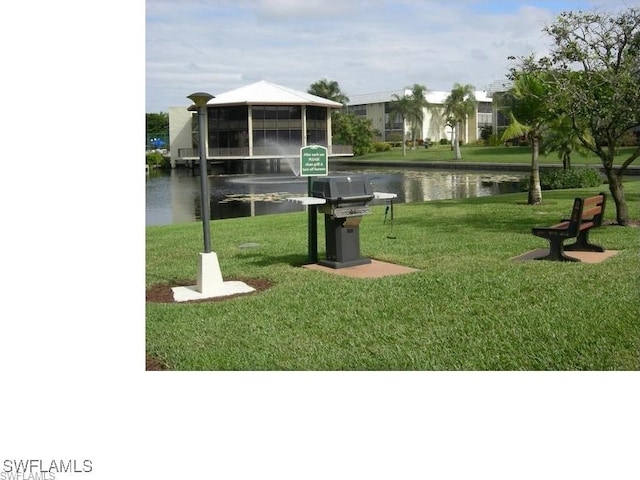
[199,80,343,109]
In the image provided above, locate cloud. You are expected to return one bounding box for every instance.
[145,0,632,111]
[256,0,355,18]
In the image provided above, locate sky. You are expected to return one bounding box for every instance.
[145,0,632,112]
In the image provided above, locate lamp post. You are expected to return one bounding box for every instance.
[187,92,214,253]
[187,91,224,295]
[171,91,255,301]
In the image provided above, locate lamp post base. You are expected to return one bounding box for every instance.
[170,252,255,302]
[197,251,224,293]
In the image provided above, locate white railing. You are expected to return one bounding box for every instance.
[208,147,250,157]
[177,144,353,159]
[252,146,300,157]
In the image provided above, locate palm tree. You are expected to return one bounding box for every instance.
[542,116,590,170]
[499,71,549,205]
[307,79,349,105]
[388,93,414,156]
[442,83,476,160]
[408,84,429,149]
[388,86,427,156]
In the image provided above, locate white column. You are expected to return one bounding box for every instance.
[248,105,253,156]
[302,105,307,146]
[326,107,332,151]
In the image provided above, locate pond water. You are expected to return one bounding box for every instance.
[145,163,525,226]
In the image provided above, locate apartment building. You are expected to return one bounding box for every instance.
[346,89,493,145]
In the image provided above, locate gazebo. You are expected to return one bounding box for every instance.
[168,80,353,171]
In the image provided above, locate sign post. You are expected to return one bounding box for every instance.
[300,145,328,263]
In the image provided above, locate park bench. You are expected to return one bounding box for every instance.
[531,192,607,262]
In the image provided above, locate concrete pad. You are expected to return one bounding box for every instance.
[511,249,620,263]
[303,259,419,278]
[171,281,256,302]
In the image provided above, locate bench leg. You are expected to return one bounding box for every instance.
[536,237,580,262]
[565,230,604,252]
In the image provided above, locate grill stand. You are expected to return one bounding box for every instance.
[311,175,375,269]
[319,215,371,268]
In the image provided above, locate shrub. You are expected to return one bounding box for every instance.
[539,168,603,190]
[386,133,404,143]
[372,142,392,152]
[505,137,529,147]
[146,151,168,169]
[488,134,502,146]
[480,125,493,142]
[439,138,449,145]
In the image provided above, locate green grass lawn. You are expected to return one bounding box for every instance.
[355,144,637,166]
[146,183,640,371]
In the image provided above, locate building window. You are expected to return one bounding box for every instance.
[477,112,492,126]
[252,106,303,147]
[207,106,249,150]
[477,101,492,114]
[307,129,327,145]
[347,104,367,117]
[306,106,328,146]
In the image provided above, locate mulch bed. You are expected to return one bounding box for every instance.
[146,354,168,371]
[145,277,274,370]
[146,277,274,303]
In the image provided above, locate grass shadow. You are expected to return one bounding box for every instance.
[243,251,311,268]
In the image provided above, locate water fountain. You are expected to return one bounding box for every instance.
[214,140,307,217]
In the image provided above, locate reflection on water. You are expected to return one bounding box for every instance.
[145,164,525,226]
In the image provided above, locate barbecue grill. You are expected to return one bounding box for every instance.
[311,175,375,268]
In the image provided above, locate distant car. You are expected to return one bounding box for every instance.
[150,138,166,149]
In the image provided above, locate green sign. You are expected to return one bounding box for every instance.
[300,145,328,176]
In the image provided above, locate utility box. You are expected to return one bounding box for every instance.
[311,175,374,268]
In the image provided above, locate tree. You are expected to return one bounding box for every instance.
[541,116,591,170]
[146,112,169,148]
[332,113,376,156]
[540,7,640,225]
[387,94,414,156]
[499,69,549,205]
[442,83,476,160]
[388,86,426,156]
[307,79,350,105]
[408,84,429,149]
[444,117,456,149]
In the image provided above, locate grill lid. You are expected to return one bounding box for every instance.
[311,175,374,202]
